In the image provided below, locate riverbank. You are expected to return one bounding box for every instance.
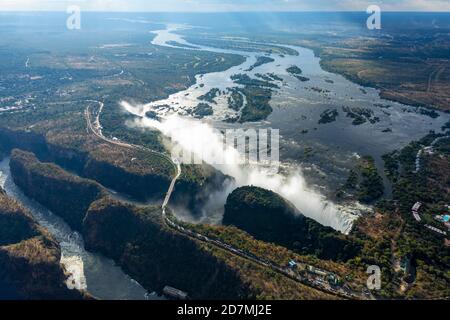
[0,157,152,300]
[122,24,449,233]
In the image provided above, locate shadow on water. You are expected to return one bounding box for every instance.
[0,157,163,300]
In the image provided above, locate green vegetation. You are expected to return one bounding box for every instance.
[10,149,106,231]
[185,37,298,56]
[342,107,380,126]
[287,66,310,82]
[314,41,450,112]
[84,197,334,299]
[442,120,450,132]
[98,98,167,154]
[287,66,303,75]
[0,121,174,202]
[238,86,273,123]
[0,187,85,299]
[418,108,440,119]
[255,73,283,82]
[191,103,214,118]
[223,186,362,262]
[358,156,385,203]
[173,163,229,213]
[382,151,399,181]
[246,56,275,71]
[84,198,256,299]
[229,74,276,122]
[0,28,246,204]
[0,188,38,246]
[231,15,449,111]
[185,220,365,287]
[338,156,384,204]
[350,134,450,299]
[231,74,280,89]
[318,109,339,124]
[198,88,220,104]
[227,88,244,111]
[1,14,448,300]
[166,41,199,49]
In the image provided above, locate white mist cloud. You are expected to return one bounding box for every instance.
[121,101,357,233]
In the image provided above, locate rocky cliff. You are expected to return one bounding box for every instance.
[0,187,84,299]
[0,128,48,160]
[173,163,232,214]
[5,149,340,299]
[9,149,107,232]
[0,128,172,202]
[6,150,253,299]
[223,186,361,261]
[83,198,254,300]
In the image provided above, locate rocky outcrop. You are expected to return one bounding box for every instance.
[173,163,232,214]
[83,198,254,300]
[9,149,106,232]
[0,187,84,300]
[4,151,292,299]
[0,128,48,159]
[223,186,361,262]
[0,187,38,247]
[0,128,172,202]
[83,154,169,202]
[46,142,89,174]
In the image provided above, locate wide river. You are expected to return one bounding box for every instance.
[123,24,449,233]
[1,22,448,298]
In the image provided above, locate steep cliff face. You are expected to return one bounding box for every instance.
[9,149,106,232]
[0,128,172,202]
[223,186,361,262]
[0,127,231,205]
[83,198,254,300]
[0,128,48,159]
[173,163,232,213]
[83,156,168,202]
[0,188,38,246]
[46,142,89,174]
[0,187,83,300]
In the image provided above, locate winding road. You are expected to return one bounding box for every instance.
[84,100,366,300]
[414,135,449,173]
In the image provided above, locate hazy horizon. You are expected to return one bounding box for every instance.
[0,0,449,12]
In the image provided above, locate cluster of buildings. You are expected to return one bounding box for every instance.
[435,214,450,229]
[163,286,189,300]
[411,202,449,237]
[425,225,447,236]
[307,265,341,286]
[414,149,423,173]
[414,135,447,173]
[414,146,435,173]
[431,205,450,236]
[287,260,341,287]
[411,202,422,222]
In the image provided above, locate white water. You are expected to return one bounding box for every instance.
[121,25,366,233]
[121,23,447,233]
[123,102,357,234]
[0,158,158,300]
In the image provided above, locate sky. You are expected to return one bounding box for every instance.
[0,0,449,12]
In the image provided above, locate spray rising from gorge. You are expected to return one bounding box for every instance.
[121,101,357,233]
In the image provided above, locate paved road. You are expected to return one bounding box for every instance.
[85,101,365,300]
[162,160,181,213]
[414,135,449,173]
[85,101,175,167]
